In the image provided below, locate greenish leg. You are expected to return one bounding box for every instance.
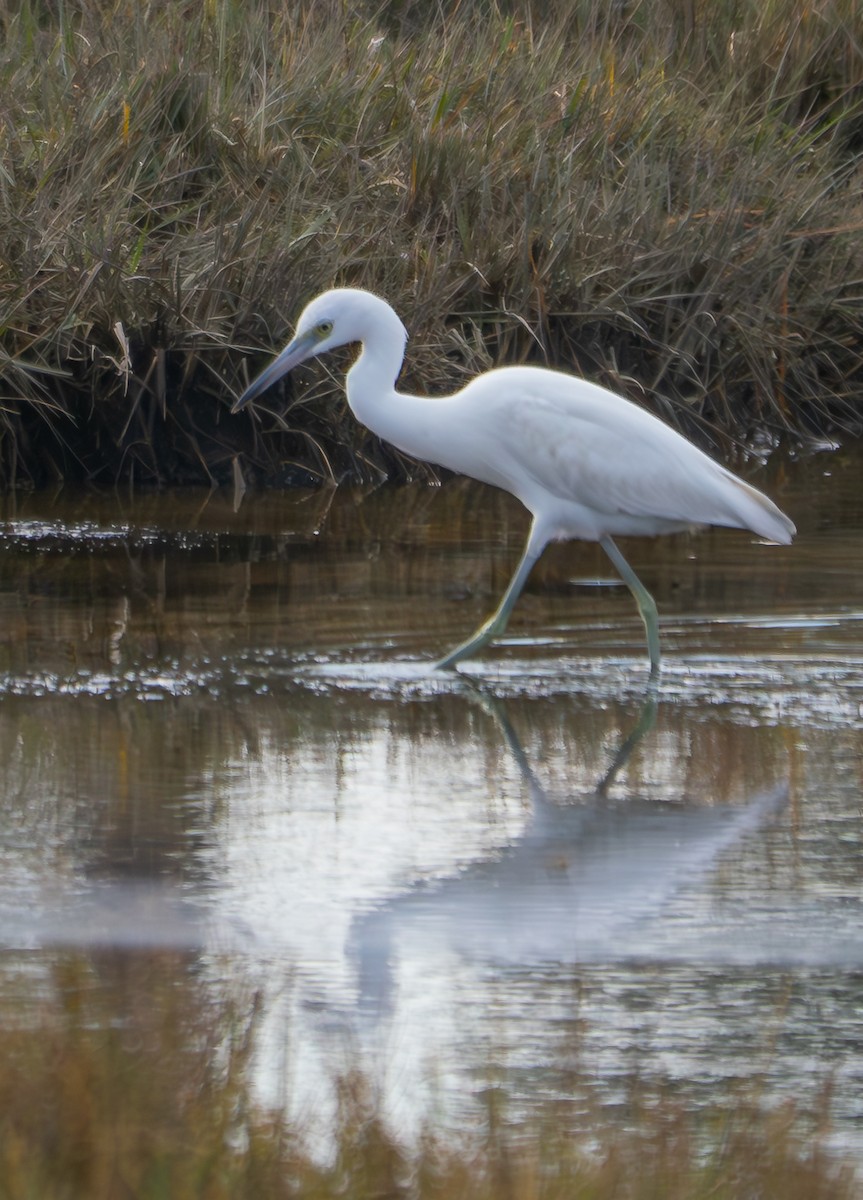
[600,533,661,680]
[435,530,544,670]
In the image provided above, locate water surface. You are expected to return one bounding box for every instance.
[0,445,861,1158]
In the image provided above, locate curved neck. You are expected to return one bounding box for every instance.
[345,335,458,468]
[344,312,407,435]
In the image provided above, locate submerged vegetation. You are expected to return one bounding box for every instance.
[0,0,861,487]
[0,953,854,1200]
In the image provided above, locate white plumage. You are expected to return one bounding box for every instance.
[233,287,794,676]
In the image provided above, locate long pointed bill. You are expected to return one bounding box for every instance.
[231,329,320,413]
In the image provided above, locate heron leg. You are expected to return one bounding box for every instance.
[435,528,544,670]
[599,534,661,679]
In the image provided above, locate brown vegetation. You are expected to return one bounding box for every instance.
[0,0,861,487]
[0,953,855,1200]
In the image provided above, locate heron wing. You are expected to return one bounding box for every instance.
[459,368,790,539]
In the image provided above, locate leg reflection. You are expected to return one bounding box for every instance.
[459,678,658,798]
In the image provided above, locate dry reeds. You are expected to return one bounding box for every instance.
[0,953,855,1200]
[0,0,861,487]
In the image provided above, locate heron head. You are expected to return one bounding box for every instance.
[231,288,401,412]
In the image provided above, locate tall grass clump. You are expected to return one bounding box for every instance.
[0,0,861,487]
[0,952,856,1200]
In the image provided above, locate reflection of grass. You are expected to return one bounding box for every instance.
[1,1,862,486]
[0,955,854,1199]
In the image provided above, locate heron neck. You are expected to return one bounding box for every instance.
[345,338,406,437]
[347,343,457,467]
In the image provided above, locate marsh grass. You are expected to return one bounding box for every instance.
[0,0,861,486]
[0,953,856,1200]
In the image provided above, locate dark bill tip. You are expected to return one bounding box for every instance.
[230,332,316,415]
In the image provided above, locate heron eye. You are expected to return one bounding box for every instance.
[317,320,334,337]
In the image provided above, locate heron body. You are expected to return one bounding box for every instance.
[232,288,795,676]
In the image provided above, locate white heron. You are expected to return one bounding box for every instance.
[232,288,795,677]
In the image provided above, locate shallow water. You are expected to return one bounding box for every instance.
[0,444,862,1159]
